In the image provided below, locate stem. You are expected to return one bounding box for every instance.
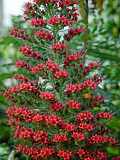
[8,150,15,160]
[84,0,88,50]
[79,0,89,64]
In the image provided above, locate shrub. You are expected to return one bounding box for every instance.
[3,0,119,159]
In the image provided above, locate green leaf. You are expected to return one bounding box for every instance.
[0,72,16,82]
[107,147,120,156]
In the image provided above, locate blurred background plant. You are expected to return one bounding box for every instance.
[0,0,120,159]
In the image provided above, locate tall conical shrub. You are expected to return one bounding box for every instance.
[4,0,119,159]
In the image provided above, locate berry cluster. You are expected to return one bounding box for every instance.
[52,42,67,53]
[52,134,68,142]
[16,144,54,159]
[88,134,117,145]
[79,123,94,132]
[61,122,76,132]
[7,106,43,125]
[31,18,47,26]
[46,59,69,79]
[65,78,98,94]
[7,106,63,127]
[57,150,72,160]
[48,15,72,26]
[6,104,117,159]
[16,60,31,71]
[77,149,108,160]
[64,27,85,41]
[72,131,85,141]
[33,0,78,7]
[14,74,29,82]
[54,69,69,79]
[24,2,35,17]
[40,91,55,101]
[10,27,29,40]
[64,51,85,66]
[48,16,62,26]
[50,102,63,111]
[83,61,100,75]
[76,111,94,122]
[46,59,59,72]
[66,6,79,21]
[30,63,45,74]
[4,82,39,99]
[96,112,113,119]
[15,126,48,144]
[19,45,42,60]
[67,99,81,109]
[44,114,62,126]
[35,30,54,41]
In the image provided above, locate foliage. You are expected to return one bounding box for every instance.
[2,0,120,160]
[0,0,120,159]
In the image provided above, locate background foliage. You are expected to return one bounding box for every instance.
[0,0,120,159]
